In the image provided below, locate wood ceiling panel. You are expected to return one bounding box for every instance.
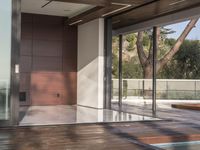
[66,5,122,25]
[54,0,153,6]
[23,0,200,27]
[53,0,109,6]
[66,0,155,25]
[112,0,200,29]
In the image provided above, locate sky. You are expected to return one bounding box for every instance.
[166,19,200,40]
[0,0,11,82]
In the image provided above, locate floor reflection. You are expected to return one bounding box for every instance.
[20,105,160,126]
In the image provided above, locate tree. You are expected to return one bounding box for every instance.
[158,40,200,79]
[136,19,199,79]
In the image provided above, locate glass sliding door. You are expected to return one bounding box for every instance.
[111,36,119,108]
[111,28,155,113]
[121,30,153,111]
[0,0,12,121]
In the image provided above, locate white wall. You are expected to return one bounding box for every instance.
[77,18,104,109]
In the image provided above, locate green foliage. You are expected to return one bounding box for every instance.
[122,58,143,79]
[125,33,137,51]
[158,40,200,79]
[112,52,119,78]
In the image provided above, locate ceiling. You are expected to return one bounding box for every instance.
[21,0,153,25]
[112,0,200,29]
[21,0,95,18]
[21,0,200,29]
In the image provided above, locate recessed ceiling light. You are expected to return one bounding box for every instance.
[111,2,134,6]
[69,20,83,26]
[102,4,131,17]
[169,0,186,6]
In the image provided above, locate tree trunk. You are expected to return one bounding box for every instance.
[144,65,153,79]
[143,65,153,98]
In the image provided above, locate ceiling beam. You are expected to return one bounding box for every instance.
[111,0,153,5]
[53,0,110,6]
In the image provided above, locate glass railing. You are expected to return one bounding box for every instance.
[0,80,10,120]
[112,79,200,100]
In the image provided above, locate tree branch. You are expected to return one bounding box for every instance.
[136,31,147,68]
[157,19,199,71]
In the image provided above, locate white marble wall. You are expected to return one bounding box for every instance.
[77,18,104,109]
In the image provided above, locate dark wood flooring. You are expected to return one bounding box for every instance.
[0,123,163,150]
[1,104,200,150]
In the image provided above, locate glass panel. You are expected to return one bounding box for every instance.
[121,29,153,112]
[111,29,153,112]
[157,18,200,109]
[111,36,119,108]
[0,0,12,120]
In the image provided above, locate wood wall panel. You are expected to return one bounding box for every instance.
[20,13,77,106]
[20,39,32,55]
[33,40,62,57]
[33,24,63,40]
[20,56,32,73]
[21,23,33,39]
[20,73,30,91]
[32,57,62,71]
[31,72,77,105]
[33,14,64,25]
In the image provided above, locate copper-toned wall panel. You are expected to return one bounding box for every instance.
[30,72,77,105]
[63,26,77,72]
[63,26,77,43]
[63,59,77,72]
[21,23,33,39]
[31,72,68,90]
[20,56,32,73]
[33,40,62,57]
[33,14,64,25]
[33,24,63,40]
[32,56,62,71]
[20,13,77,106]
[20,73,30,91]
[21,39,32,56]
[20,73,31,105]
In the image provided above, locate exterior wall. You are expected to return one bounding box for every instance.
[20,13,77,106]
[77,18,104,109]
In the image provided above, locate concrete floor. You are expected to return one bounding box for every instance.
[112,100,200,124]
[19,105,159,126]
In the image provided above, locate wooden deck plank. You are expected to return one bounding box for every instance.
[0,123,163,150]
[1,104,200,150]
[1,119,200,150]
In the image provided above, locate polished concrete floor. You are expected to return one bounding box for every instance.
[19,105,159,126]
[112,100,200,124]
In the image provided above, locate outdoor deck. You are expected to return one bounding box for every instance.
[1,105,200,150]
